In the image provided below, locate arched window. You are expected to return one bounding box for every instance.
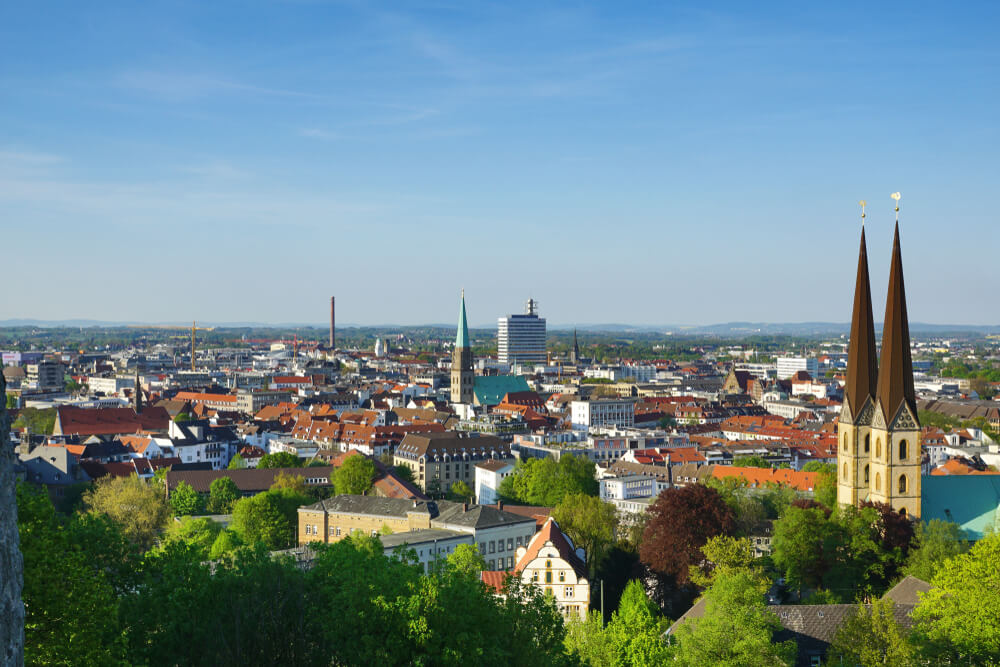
[843,462,849,480]
[876,439,882,459]
[875,472,881,492]
[898,440,908,461]
[898,475,907,493]
[899,507,907,518]
[864,434,870,453]
[864,465,869,484]
[842,433,850,455]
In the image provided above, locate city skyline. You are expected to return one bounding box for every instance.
[2,2,998,324]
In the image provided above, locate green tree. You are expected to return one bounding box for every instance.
[552,493,619,577]
[498,453,598,506]
[450,479,474,502]
[227,452,247,469]
[394,464,415,484]
[903,519,969,582]
[446,543,487,575]
[604,579,671,666]
[11,407,56,435]
[825,597,915,667]
[231,487,310,549]
[209,529,243,559]
[332,453,376,495]
[160,516,222,560]
[689,535,758,589]
[801,461,836,473]
[83,473,170,551]
[17,484,125,664]
[173,411,191,422]
[733,455,770,468]
[565,611,614,666]
[257,451,301,468]
[670,570,797,666]
[271,471,309,495]
[208,476,241,513]
[911,531,1000,664]
[771,504,840,596]
[170,480,204,516]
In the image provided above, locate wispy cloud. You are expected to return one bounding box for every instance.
[0,149,66,166]
[178,161,250,179]
[115,69,338,103]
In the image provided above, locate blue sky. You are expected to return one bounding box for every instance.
[2,1,998,326]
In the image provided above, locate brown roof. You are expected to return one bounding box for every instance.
[165,466,333,494]
[845,227,878,417]
[56,406,170,436]
[883,575,932,606]
[875,222,918,425]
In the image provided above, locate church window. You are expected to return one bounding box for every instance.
[864,465,869,484]
[898,475,907,493]
[842,462,848,480]
[842,433,849,455]
[875,473,881,492]
[899,440,908,461]
[864,434,870,453]
[875,439,882,459]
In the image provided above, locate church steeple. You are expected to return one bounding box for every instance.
[570,329,580,364]
[451,290,474,404]
[844,226,878,417]
[875,222,918,426]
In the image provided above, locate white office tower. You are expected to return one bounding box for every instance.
[497,299,547,366]
[776,356,819,379]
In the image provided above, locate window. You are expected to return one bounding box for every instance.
[864,465,869,484]
[864,434,870,453]
[898,475,907,493]
[335,527,341,536]
[842,462,848,481]
[507,538,514,551]
[498,541,504,553]
[489,541,495,553]
[875,472,881,492]
[876,438,882,459]
[545,571,553,584]
[329,526,334,536]
[508,556,514,569]
[899,440,908,461]
[565,587,574,598]
[842,433,849,455]
[479,542,486,553]
[489,560,496,570]
[305,525,311,535]
[559,571,565,582]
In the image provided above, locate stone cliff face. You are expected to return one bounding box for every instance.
[0,374,24,666]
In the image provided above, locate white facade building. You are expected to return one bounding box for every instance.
[497,299,546,365]
[475,459,515,505]
[570,398,636,431]
[776,356,819,380]
[599,474,657,500]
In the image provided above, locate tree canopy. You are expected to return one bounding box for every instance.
[903,519,969,582]
[552,493,619,577]
[639,484,735,585]
[169,480,204,516]
[332,454,376,496]
[208,476,240,514]
[257,451,302,469]
[498,454,598,506]
[231,487,311,549]
[83,474,170,551]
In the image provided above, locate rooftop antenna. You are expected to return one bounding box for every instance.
[891,191,901,222]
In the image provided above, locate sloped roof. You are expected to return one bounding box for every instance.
[884,575,932,606]
[514,517,587,579]
[875,223,918,424]
[474,376,531,407]
[56,406,170,436]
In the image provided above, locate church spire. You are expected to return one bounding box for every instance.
[844,226,878,416]
[876,220,917,424]
[456,289,470,350]
[571,329,580,364]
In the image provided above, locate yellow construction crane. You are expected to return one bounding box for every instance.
[128,321,215,370]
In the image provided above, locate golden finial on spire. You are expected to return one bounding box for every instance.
[891,192,901,222]
[859,200,867,226]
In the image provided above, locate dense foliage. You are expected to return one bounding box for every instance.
[498,453,598,506]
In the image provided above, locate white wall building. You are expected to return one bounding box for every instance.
[776,356,819,380]
[475,459,515,505]
[570,398,636,431]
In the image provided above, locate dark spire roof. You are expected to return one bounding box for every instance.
[876,222,918,423]
[845,227,878,415]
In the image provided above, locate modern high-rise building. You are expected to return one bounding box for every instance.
[497,299,546,366]
[776,356,819,379]
[838,219,921,518]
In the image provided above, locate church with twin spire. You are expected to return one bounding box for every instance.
[837,202,922,518]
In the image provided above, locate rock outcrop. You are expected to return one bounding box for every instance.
[0,373,24,665]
